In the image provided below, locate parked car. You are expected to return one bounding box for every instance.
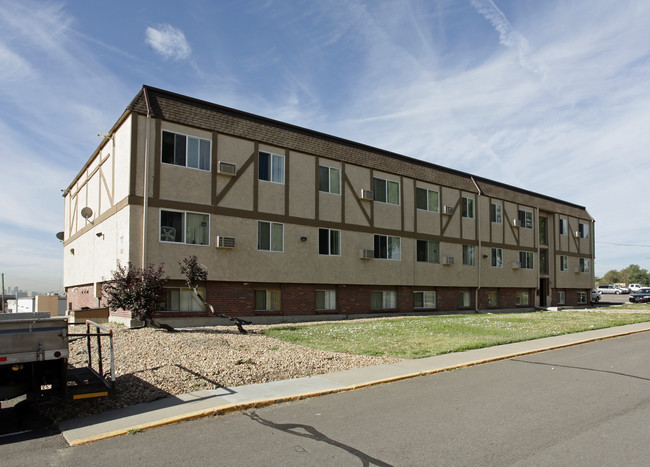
[628,284,644,292]
[614,285,630,294]
[629,288,650,303]
[591,289,601,303]
[597,284,622,294]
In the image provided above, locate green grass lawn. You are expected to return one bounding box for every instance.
[263,306,650,359]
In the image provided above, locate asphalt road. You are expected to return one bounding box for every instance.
[3,330,650,466]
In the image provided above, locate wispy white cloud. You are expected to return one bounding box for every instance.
[145,24,191,60]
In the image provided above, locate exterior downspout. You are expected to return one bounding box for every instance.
[141,87,152,269]
[471,177,482,312]
[535,207,540,308]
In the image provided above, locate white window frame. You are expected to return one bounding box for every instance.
[414,291,436,309]
[160,209,210,245]
[518,209,534,229]
[374,235,401,260]
[463,245,476,266]
[578,222,589,238]
[559,218,568,235]
[577,291,587,304]
[161,130,211,171]
[373,177,400,205]
[490,203,502,224]
[370,290,397,309]
[516,291,530,305]
[417,240,440,263]
[258,151,285,184]
[557,291,566,305]
[462,197,475,219]
[579,258,590,273]
[319,228,341,256]
[318,165,341,194]
[519,251,534,269]
[159,287,206,312]
[491,248,503,268]
[258,221,284,252]
[315,290,336,310]
[459,291,471,308]
[255,289,281,311]
[560,255,568,272]
[416,187,439,212]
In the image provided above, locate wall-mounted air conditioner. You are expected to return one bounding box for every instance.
[513,219,520,227]
[443,256,454,265]
[574,231,581,238]
[218,161,237,175]
[443,206,454,215]
[360,249,374,259]
[216,236,236,248]
[361,189,374,201]
[512,261,521,269]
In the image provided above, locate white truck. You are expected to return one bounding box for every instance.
[0,312,114,405]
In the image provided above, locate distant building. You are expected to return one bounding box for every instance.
[63,86,595,327]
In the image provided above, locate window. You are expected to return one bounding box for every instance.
[540,250,548,274]
[319,166,340,194]
[316,290,336,310]
[557,291,566,305]
[577,291,587,304]
[462,245,475,266]
[374,235,401,260]
[417,240,440,263]
[414,291,436,309]
[319,228,341,256]
[491,248,503,268]
[373,177,400,205]
[487,291,498,308]
[579,258,590,273]
[462,197,474,219]
[255,289,281,311]
[519,251,534,269]
[162,130,211,171]
[459,291,471,308]
[578,222,589,238]
[158,287,206,312]
[516,291,530,306]
[258,221,283,252]
[490,203,502,223]
[559,218,568,235]
[259,151,285,184]
[518,209,534,229]
[416,188,439,212]
[371,291,397,309]
[560,255,568,272]
[539,217,548,245]
[160,210,209,245]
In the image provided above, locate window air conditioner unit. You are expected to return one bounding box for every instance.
[361,189,374,201]
[574,231,581,238]
[360,249,374,259]
[512,261,521,269]
[218,161,237,175]
[574,267,581,273]
[443,205,454,215]
[216,236,236,248]
[513,219,520,227]
[443,256,454,265]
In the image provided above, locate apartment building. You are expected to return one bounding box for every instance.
[63,86,595,326]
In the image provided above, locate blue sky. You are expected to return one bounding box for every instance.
[1,0,649,293]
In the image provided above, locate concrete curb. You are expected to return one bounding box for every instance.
[62,323,650,446]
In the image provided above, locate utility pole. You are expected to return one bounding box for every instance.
[1,273,5,313]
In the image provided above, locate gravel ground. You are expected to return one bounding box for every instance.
[44,322,401,422]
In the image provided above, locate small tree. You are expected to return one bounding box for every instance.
[179,255,251,334]
[103,261,170,329]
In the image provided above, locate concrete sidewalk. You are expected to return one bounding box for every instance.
[59,322,650,446]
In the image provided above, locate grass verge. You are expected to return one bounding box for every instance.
[263,307,650,359]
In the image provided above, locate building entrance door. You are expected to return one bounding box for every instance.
[539,278,549,307]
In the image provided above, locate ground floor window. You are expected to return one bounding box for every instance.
[516,291,530,306]
[577,291,587,304]
[414,291,436,309]
[558,291,566,305]
[371,290,397,309]
[255,289,281,311]
[459,291,471,308]
[316,290,336,310]
[159,287,206,312]
[487,290,498,307]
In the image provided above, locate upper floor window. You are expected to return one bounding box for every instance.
[162,130,211,171]
[462,245,475,266]
[491,248,503,268]
[518,209,534,229]
[578,222,589,238]
[319,166,340,194]
[373,177,399,205]
[519,251,534,269]
[160,210,209,245]
[490,203,502,223]
[374,235,401,260]
[416,188,439,212]
[559,218,568,235]
[417,240,440,263]
[259,151,285,184]
[319,228,341,256]
[579,258,590,273]
[560,255,568,272]
[258,221,283,252]
[462,197,474,219]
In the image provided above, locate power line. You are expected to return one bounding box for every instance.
[596,241,650,248]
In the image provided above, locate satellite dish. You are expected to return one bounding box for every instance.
[56,231,64,241]
[81,207,93,220]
